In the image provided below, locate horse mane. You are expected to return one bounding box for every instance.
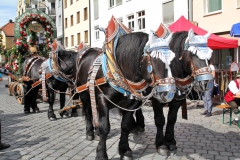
[115,32,149,80]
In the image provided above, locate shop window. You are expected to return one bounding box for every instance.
[127,14,134,31]
[204,0,222,14]
[137,10,145,30]
[84,30,88,43]
[162,0,174,24]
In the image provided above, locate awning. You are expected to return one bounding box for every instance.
[230,22,240,37]
[169,16,238,49]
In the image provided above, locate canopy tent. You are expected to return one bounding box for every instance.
[230,22,240,37]
[169,16,238,49]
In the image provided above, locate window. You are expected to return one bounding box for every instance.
[77,33,81,44]
[71,35,74,46]
[84,7,88,20]
[127,15,134,31]
[65,37,68,47]
[64,0,67,8]
[238,0,240,8]
[70,0,73,5]
[109,0,114,7]
[109,0,122,8]
[58,0,61,7]
[162,0,174,24]
[77,11,80,23]
[65,18,68,28]
[117,17,123,23]
[58,15,61,25]
[71,15,73,26]
[84,30,88,43]
[94,0,99,20]
[204,0,222,14]
[137,11,145,30]
[94,26,100,40]
[116,0,122,6]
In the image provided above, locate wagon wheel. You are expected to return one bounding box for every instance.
[17,83,25,105]
[8,82,17,96]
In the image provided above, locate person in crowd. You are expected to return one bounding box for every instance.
[0,73,10,150]
[201,61,216,117]
[224,72,240,125]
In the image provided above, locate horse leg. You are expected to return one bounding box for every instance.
[135,108,145,132]
[59,82,69,119]
[151,98,167,156]
[118,100,141,160]
[47,83,57,121]
[80,92,95,141]
[96,94,110,160]
[31,86,40,113]
[165,99,183,156]
[23,83,31,114]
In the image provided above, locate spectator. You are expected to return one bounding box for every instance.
[0,74,11,150]
[201,61,215,117]
[224,72,240,125]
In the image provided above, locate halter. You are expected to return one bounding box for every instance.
[142,45,176,103]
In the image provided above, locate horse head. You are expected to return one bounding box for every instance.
[141,29,176,103]
[170,28,213,97]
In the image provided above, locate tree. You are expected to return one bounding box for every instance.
[0,33,5,55]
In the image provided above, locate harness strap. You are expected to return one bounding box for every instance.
[42,69,47,102]
[76,77,106,93]
[31,73,52,88]
[89,55,102,127]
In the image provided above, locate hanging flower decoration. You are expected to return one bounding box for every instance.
[17,13,54,55]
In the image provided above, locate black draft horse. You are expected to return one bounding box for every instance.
[75,26,177,159]
[22,42,78,120]
[148,28,214,155]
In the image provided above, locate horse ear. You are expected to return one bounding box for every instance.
[165,33,173,45]
[203,31,211,40]
[188,28,195,41]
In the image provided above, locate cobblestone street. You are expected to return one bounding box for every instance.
[0,74,240,160]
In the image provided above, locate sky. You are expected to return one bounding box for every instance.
[0,0,18,27]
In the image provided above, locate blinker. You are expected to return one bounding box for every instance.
[147,65,153,73]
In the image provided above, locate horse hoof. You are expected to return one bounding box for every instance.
[32,108,40,113]
[120,151,133,160]
[130,128,138,134]
[86,135,94,141]
[157,145,168,156]
[24,110,30,114]
[49,116,57,121]
[94,135,100,141]
[168,145,177,156]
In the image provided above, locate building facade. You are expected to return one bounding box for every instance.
[193,0,240,69]
[63,0,90,50]
[0,20,15,65]
[90,0,189,48]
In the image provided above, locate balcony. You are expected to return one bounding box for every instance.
[25,4,32,11]
[38,1,47,11]
[49,9,56,19]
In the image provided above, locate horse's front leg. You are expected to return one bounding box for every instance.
[118,100,141,160]
[135,108,145,132]
[47,82,57,121]
[23,82,32,114]
[96,94,110,160]
[151,98,167,156]
[165,99,183,155]
[59,82,69,119]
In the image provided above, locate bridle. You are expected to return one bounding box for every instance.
[142,46,176,103]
